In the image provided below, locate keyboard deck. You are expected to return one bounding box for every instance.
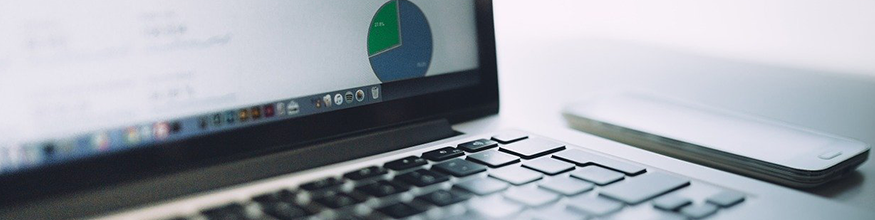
[159,131,746,220]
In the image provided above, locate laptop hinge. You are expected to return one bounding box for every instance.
[1,119,458,219]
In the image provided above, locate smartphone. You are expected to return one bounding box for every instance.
[562,92,870,188]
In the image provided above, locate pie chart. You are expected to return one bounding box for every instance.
[367,0,433,82]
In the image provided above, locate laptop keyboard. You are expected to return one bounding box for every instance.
[163,131,745,220]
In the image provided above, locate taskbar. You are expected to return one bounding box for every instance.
[0,84,383,173]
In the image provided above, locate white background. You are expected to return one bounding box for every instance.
[497,0,875,77]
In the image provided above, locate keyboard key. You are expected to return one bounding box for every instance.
[679,203,718,219]
[553,149,646,175]
[422,147,464,161]
[523,157,575,175]
[570,166,624,185]
[706,191,745,207]
[432,158,487,177]
[395,169,449,187]
[307,188,346,200]
[539,178,594,196]
[491,131,528,144]
[377,202,425,218]
[355,180,410,198]
[343,166,387,181]
[652,195,692,211]
[566,196,624,216]
[455,177,509,195]
[504,187,560,207]
[300,177,344,191]
[383,156,427,171]
[458,139,498,152]
[599,172,690,205]
[499,138,566,159]
[201,204,254,220]
[468,197,524,218]
[315,192,361,208]
[489,166,543,185]
[252,189,297,203]
[466,150,519,167]
[417,189,471,206]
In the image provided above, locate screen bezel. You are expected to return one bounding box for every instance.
[0,0,497,206]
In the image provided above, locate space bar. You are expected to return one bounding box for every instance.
[599,172,690,204]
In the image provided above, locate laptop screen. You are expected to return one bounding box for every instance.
[0,1,481,175]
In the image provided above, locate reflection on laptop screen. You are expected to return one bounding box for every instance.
[0,0,479,174]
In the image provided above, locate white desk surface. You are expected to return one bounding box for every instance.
[492,0,875,210]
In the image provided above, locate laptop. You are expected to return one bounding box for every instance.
[0,0,869,219]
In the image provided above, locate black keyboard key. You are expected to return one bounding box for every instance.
[491,131,528,144]
[395,169,449,187]
[422,147,464,161]
[355,180,410,198]
[553,149,646,175]
[201,204,252,220]
[457,139,498,152]
[416,189,471,206]
[343,166,387,181]
[377,202,425,218]
[499,138,566,159]
[300,177,344,191]
[466,150,519,167]
[384,156,428,171]
[259,201,309,220]
[252,189,296,203]
[432,158,487,177]
[522,157,575,175]
[599,172,690,204]
[314,192,361,209]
